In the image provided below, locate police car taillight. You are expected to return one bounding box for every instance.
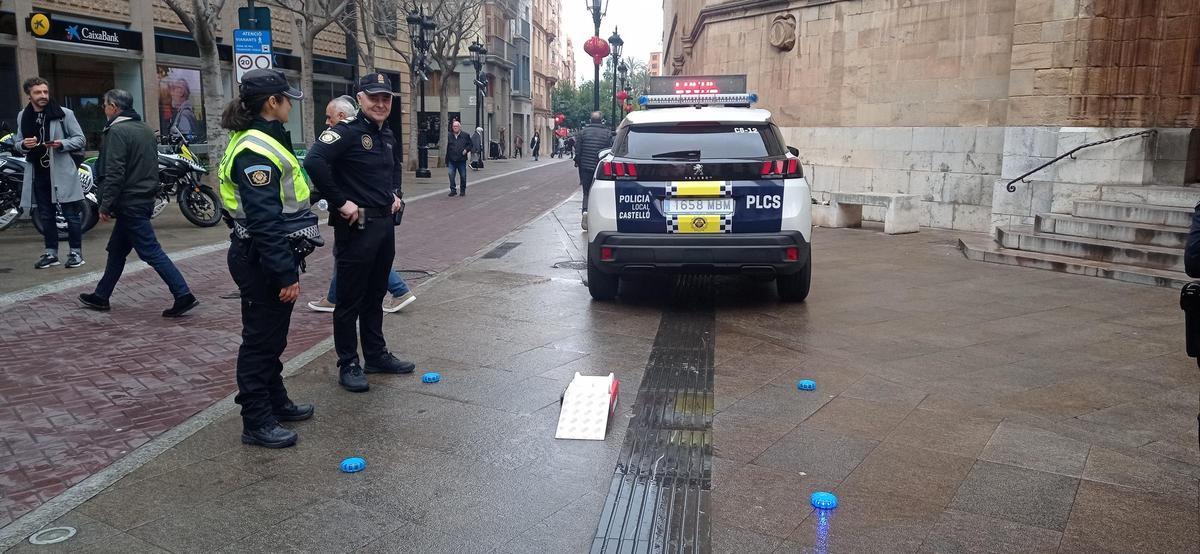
[601,161,638,179]
[760,159,802,178]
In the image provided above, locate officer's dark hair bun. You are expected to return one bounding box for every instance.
[220,93,283,131]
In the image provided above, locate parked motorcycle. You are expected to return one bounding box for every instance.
[0,127,99,238]
[153,126,222,227]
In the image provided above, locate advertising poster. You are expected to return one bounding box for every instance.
[157,66,205,143]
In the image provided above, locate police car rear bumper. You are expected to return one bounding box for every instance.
[589,231,809,276]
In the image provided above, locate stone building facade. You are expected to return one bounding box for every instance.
[663,0,1199,232]
[531,0,561,146]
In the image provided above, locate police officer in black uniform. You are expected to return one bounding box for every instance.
[218,69,321,448]
[304,73,413,392]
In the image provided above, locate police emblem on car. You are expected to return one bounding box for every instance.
[583,74,813,304]
[361,134,373,150]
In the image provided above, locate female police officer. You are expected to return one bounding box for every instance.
[219,69,321,448]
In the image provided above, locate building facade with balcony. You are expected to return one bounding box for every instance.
[530,0,560,147]
[562,37,576,85]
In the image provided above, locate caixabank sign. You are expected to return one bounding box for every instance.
[26,13,143,50]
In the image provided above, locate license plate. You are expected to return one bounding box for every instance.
[663,197,734,215]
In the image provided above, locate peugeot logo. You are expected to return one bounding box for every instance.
[692,164,703,176]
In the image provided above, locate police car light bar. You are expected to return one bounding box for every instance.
[638,93,759,108]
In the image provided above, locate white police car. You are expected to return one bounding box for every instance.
[585,75,812,302]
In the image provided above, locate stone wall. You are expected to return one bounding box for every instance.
[786,126,1003,231]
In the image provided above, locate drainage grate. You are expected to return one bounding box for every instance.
[553,260,586,270]
[482,241,521,259]
[592,275,714,553]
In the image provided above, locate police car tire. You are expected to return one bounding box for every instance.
[587,259,619,301]
[777,253,811,303]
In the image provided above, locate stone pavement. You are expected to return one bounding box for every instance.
[6,197,1196,552]
[0,158,575,529]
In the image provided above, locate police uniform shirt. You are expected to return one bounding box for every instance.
[303,112,400,210]
[229,118,302,287]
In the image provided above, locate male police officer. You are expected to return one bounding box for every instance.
[304,73,413,392]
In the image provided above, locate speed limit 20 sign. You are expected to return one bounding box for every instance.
[234,29,273,83]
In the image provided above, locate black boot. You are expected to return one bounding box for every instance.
[364,352,416,374]
[163,293,199,317]
[339,362,370,392]
[79,293,111,311]
[241,423,298,448]
[273,401,314,422]
[448,189,458,197]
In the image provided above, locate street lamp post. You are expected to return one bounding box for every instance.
[608,29,623,129]
[584,0,611,112]
[468,38,487,167]
[617,60,628,123]
[407,10,436,178]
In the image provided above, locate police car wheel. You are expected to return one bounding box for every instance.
[776,251,811,302]
[587,259,619,301]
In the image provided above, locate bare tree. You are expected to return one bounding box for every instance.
[270,0,350,142]
[160,0,229,155]
[424,0,482,165]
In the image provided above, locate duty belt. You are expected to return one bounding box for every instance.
[232,220,322,242]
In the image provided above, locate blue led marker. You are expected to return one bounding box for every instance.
[810,491,838,510]
[421,372,441,383]
[340,457,366,473]
[797,379,816,391]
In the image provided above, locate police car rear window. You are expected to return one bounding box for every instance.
[615,123,784,160]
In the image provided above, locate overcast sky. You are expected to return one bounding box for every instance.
[560,0,664,83]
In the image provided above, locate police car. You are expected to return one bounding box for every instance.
[585,75,812,302]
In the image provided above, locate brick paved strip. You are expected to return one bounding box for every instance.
[0,161,577,529]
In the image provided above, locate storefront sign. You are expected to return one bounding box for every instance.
[26,13,142,50]
[234,29,273,83]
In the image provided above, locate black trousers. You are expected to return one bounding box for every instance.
[333,216,394,367]
[229,239,295,428]
[579,167,595,213]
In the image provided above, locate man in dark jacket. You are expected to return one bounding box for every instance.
[575,111,614,226]
[78,89,197,316]
[446,120,472,196]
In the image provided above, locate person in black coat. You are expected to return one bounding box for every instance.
[530,131,541,161]
[1187,202,1200,278]
[445,120,473,196]
[575,112,614,223]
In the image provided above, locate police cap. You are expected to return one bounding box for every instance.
[358,73,394,95]
[241,69,304,99]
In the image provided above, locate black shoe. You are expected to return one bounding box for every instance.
[78,293,111,311]
[364,352,416,374]
[339,362,370,392]
[460,188,466,197]
[241,423,298,449]
[273,402,314,422]
[65,252,85,269]
[163,293,199,317]
[448,189,458,197]
[34,253,60,269]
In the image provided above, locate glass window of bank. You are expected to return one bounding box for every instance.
[38,52,143,151]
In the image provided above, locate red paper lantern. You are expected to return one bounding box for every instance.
[616,90,628,102]
[583,36,610,66]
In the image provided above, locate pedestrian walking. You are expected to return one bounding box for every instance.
[13,77,87,269]
[471,126,484,170]
[78,89,198,316]
[445,120,472,197]
[498,127,507,158]
[307,95,415,315]
[514,134,523,158]
[530,131,541,161]
[304,72,414,393]
[566,135,576,159]
[213,69,319,448]
[575,112,613,230]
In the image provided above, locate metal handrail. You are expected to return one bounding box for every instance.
[1005,130,1157,192]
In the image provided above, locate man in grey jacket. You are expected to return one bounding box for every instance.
[78,89,197,317]
[13,77,87,269]
[574,111,613,228]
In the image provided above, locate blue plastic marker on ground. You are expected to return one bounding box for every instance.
[810,491,838,509]
[340,457,366,473]
[422,372,441,383]
[797,379,816,391]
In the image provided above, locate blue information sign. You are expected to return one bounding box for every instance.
[233,29,273,83]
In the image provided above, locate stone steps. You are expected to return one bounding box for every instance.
[1035,213,1188,249]
[996,225,1184,272]
[1072,200,1193,227]
[1099,185,1200,209]
[958,235,1189,288]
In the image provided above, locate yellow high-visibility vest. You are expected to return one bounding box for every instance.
[218,129,311,219]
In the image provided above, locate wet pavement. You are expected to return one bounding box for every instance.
[4,191,1200,552]
[0,158,573,529]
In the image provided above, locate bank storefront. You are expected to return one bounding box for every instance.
[2,8,355,154]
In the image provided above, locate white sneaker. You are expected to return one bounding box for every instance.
[307,297,335,313]
[581,212,588,231]
[383,291,416,313]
